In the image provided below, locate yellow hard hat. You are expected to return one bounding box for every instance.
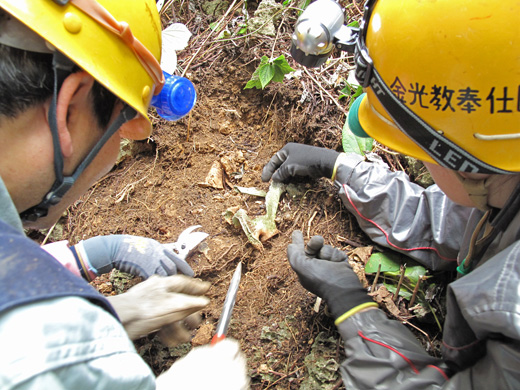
[0,0,164,140]
[353,0,520,173]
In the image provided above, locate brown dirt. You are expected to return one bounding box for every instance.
[31,1,443,388]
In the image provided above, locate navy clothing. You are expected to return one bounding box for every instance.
[0,176,155,390]
[0,219,117,317]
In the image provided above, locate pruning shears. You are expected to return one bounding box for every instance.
[211,262,242,345]
[164,225,209,261]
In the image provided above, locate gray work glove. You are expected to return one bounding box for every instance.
[261,143,340,183]
[156,338,250,390]
[287,230,372,320]
[107,274,210,343]
[72,235,194,280]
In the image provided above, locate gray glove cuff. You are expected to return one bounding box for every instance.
[75,238,115,275]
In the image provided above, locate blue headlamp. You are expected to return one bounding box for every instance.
[151,71,197,121]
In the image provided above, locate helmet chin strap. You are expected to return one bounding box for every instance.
[454,173,492,212]
[19,52,137,223]
[456,175,520,275]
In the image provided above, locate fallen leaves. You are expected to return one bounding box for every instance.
[198,150,246,189]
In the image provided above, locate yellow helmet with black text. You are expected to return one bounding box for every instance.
[349,0,520,174]
[0,0,163,140]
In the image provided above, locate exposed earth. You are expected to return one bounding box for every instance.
[30,1,446,388]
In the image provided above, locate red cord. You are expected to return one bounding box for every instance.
[358,330,419,374]
[342,184,456,262]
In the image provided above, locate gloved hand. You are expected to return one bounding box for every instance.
[106,274,210,342]
[261,143,340,183]
[158,315,203,347]
[71,235,194,280]
[287,230,374,322]
[156,338,250,390]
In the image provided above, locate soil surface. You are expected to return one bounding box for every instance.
[32,1,444,388]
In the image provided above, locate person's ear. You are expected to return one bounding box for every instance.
[55,71,95,158]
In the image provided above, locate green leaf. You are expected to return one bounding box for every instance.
[258,64,275,89]
[365,252,402,274]
[245,55,295,90]
[217,29,231,39]
[384,283,413,300]
[234,186,267,197]
[244,78,261,89]
[386,265,427,285]
[352,85,363,99]
[338,82,363,102]
[259,55,270,66]
[365,251,428,285]
[342,116,374,155]
[272,66,286,83]
[277,62,295,74]
[297,0,311,15]
[272,55,294,73]
[338,84,352,100]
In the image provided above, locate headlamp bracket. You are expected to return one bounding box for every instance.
[333,26,359,54]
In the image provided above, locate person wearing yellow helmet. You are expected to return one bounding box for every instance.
[0,1,248,389]
[263,0,520,388]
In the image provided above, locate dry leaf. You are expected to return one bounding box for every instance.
[220,151,245,176]
[348,245,373,265]
[198,160,224,189]
[369,285,413,320]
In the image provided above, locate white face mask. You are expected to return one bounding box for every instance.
[0,12,54,53]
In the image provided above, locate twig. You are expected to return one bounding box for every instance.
[307,209,318,238]
[284,317,299,346]
[41,222,57,246]
[186,109,192,141]
[333,378,344,390]
[313,297,322,313]
[371,262,381,291]
[215,244,237,264]
[409,275,423,307]
[303,68,347,115]
[270,9,287,60]
[394,154,406,172]
[262,92,278,128]
[352,0,363,15]
[181,0,241,76]
[373,144,400,155]
[264,368,301,389]
[393,264,406,302]
[115,149,159,203]
[401,318,431,341]
[216,252,240,272]
[337,235,363,248]
[212,6,299,44]
[159,0,175,15]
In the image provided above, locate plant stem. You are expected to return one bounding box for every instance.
[393,264,406,302]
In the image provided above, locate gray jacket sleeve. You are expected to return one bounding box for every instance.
[337,309,450,389]
[333,154,520,389]
[334,153,473,271]
[336,241,520,389]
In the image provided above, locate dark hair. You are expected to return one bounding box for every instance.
[0,43,119,128]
